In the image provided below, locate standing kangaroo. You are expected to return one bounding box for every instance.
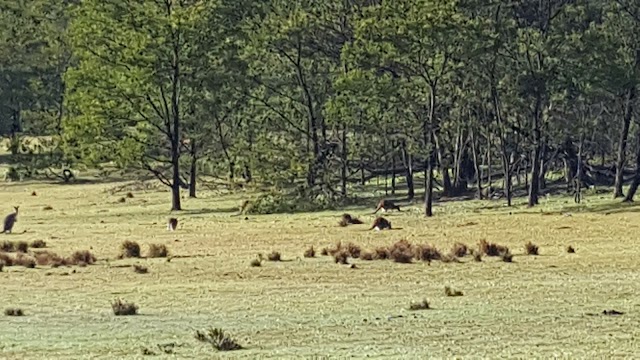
[372,200,401,214]
[3,206,19,234]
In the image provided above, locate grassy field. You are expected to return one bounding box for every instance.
[1,176,640,359]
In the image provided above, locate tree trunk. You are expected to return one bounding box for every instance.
[391,148,396,195]
[528,95,545,207]
[189,142,197,198]
[574,133,584,203]
[470,127,482,199]
[401,141,414,200]
[425,88,437,217]
[614,87,636,198]
[624,127,640,202]
[170,30,182,211]
[341,125,348,197]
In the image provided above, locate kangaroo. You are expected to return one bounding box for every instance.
[167,218,178,231]
[339,213,364,227]
[372,199,401,214]
[368,216,392,231]
[3,206,19,234]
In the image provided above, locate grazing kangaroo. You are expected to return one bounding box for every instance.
[167,218,178,231]
[3,206,19,234]
[368,216,392,231]
[339,213,364,227]
[372,199,401,214]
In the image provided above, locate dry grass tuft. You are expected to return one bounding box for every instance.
[333,250,349,264]
[0,253,13,266]
[320,247,329,256]
[567,245,575,253]
[501,250,514,262]
[408,299,430,311]
[524,241,539,255]
[250,258,261,267]
[4,308,24,316]
[118,197,126,203]
[346,243,361,258]
[414,244,442,262]
[195,327,243,351]
[360,252,374,261]
[31,191,37,196]
[14,253,36,268]
[34,251,67,267]
[0,241,14,252]
[373,247,389,260]
[111,299,138,316]
[389,240,414,263]
[68,250,96,265]
[451,242,469,257]
[148,244,169,258]
[473,252,482,262]
[15,241,29,253]
[43,205,54,211]
[327,242,343,256]
[267,251,281,261]
[303,246,315,258]
[126,192,135,198]
[30,240,47,248]
[119,240,141,258]
[133,265,148,274]
[478,239,509,256]
[441,254,462,263]
[444,286,464,297]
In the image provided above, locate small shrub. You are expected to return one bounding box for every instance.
[567,245,575,253]
[451,242,468,257]
[0,241,14,252]
[250,258,261,267]
[373,247,389,260]
[15,241,29,253]
[333,250,349,264]
[14,253,36,268]
[444,286,463,297]
[346,243,361,258]
[119,240,141,258]
[4,308,24,316]
[414,244,441,262]
[360,252,374,261]
[133,265,148,274]
[408,300,430,311]
[303,246,315,258]
[111,299,138,316]
[389,240,414,263]
[43,205,54,211]
[267,251,281,261]
[34,251,67,267]
[195,327,243,351]
[30,240,47,248]
[118,197,126,203]
[320,248,329,256]
[126,192,135,198]
[69,250,96,265]
[524,241,539,255]
[501,250,514,263]
[148,244,169,258]
[478,239,508,257]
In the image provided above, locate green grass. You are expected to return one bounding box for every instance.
[1,177,640,358]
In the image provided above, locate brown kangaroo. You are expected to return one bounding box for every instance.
[167,218,178,231]
[3,206,19,234]
[368,216,392,231]
[372,199,401,214]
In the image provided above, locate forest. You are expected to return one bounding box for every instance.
[1,0,640,215]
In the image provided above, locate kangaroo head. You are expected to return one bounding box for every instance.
[13,206,19,213]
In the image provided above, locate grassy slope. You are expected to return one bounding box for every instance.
[0,177,640,359]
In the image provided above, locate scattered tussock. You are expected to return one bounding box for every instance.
[360,252,374,260]
[472,251,482,262]
[501,250,514,262]
[303,246,315,258]
[13,253,36,268]
[126,192,135,198]
[333,250,349,264]
[478,239,509,257]
[327,242,343,256]
[566,245,575,253]
[267,251,281,261]
[408,300,430,311]
[111,299,138,316]
[69,250,96,265]
[524,241,539,255]
[0,241,28,253]
[133,265,148,274]
[250,258,261,267]
[444,286,464,297]
[320,248,329,256]
[414,244,441,262]
[4,308,24,316]
[15,241,29,253]
[451,242,468,257]
[0,241,13,252]
[195,327,243,351]
[147,244,169,258]
[30,240,47,248]
[346,243,361,258]
[389,240,414,263]
[118,197,126,203]
[373,247,389,260]
[43,205,54,211]
[0,253,13,266]
[119,240,141,258]
[35,251,67,267]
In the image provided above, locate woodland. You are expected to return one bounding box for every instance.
[2,0,640,215]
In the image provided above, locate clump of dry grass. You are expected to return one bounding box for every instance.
[148,244,169,258]
[133,265,148,274]
[267,251,281,261]
[111,299,138,316]
[30,240,47,248]
[4,308,24,316]
[126,192,135,198]
[0,241,13,252]
[250,258,261,267]
[567,245,575,253]
[34,251,67,267]
[408,300,430,311]
[451,242,469,257]
[320,248,329,256]
[524,241,539,255]
[478,239,509,257]
[0,253,13,266]
[360,252,374,261]
[43,205,54,211]
[501,250,514,262]
[441,254,462,263]
[119,240,141,258]
[303,246,315,258]
[346,243,361,258]
[389,240,414,263]
[195,327,243,351]
[470,249,482,262]
[333,250,349,264]
[14,253,36,268]
[374,247,389,260]
[31,191,37,196]
[118,197,126,203]
[15,241,28,253]
[414,244,441,262]
[68,250,96,265]
[327,242,343,256]
[444,286,464,297]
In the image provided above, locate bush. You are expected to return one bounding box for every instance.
[111,299,138,316]
[451,242,468,257]
[478,239,508,257]
[250,259,261,267]
[69,250,96,265]
[119,241,141,258]
[524,241,539,255]
[389,240,414,263]
[414,244,441,262]
[14,253,36,268]
[195,328,243,351]
[15,241,29,253]
[267,251,281,261]
[333,250,349,264]
[30,240,47,248]
[148,244,169,258]
[303,246,315,258]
